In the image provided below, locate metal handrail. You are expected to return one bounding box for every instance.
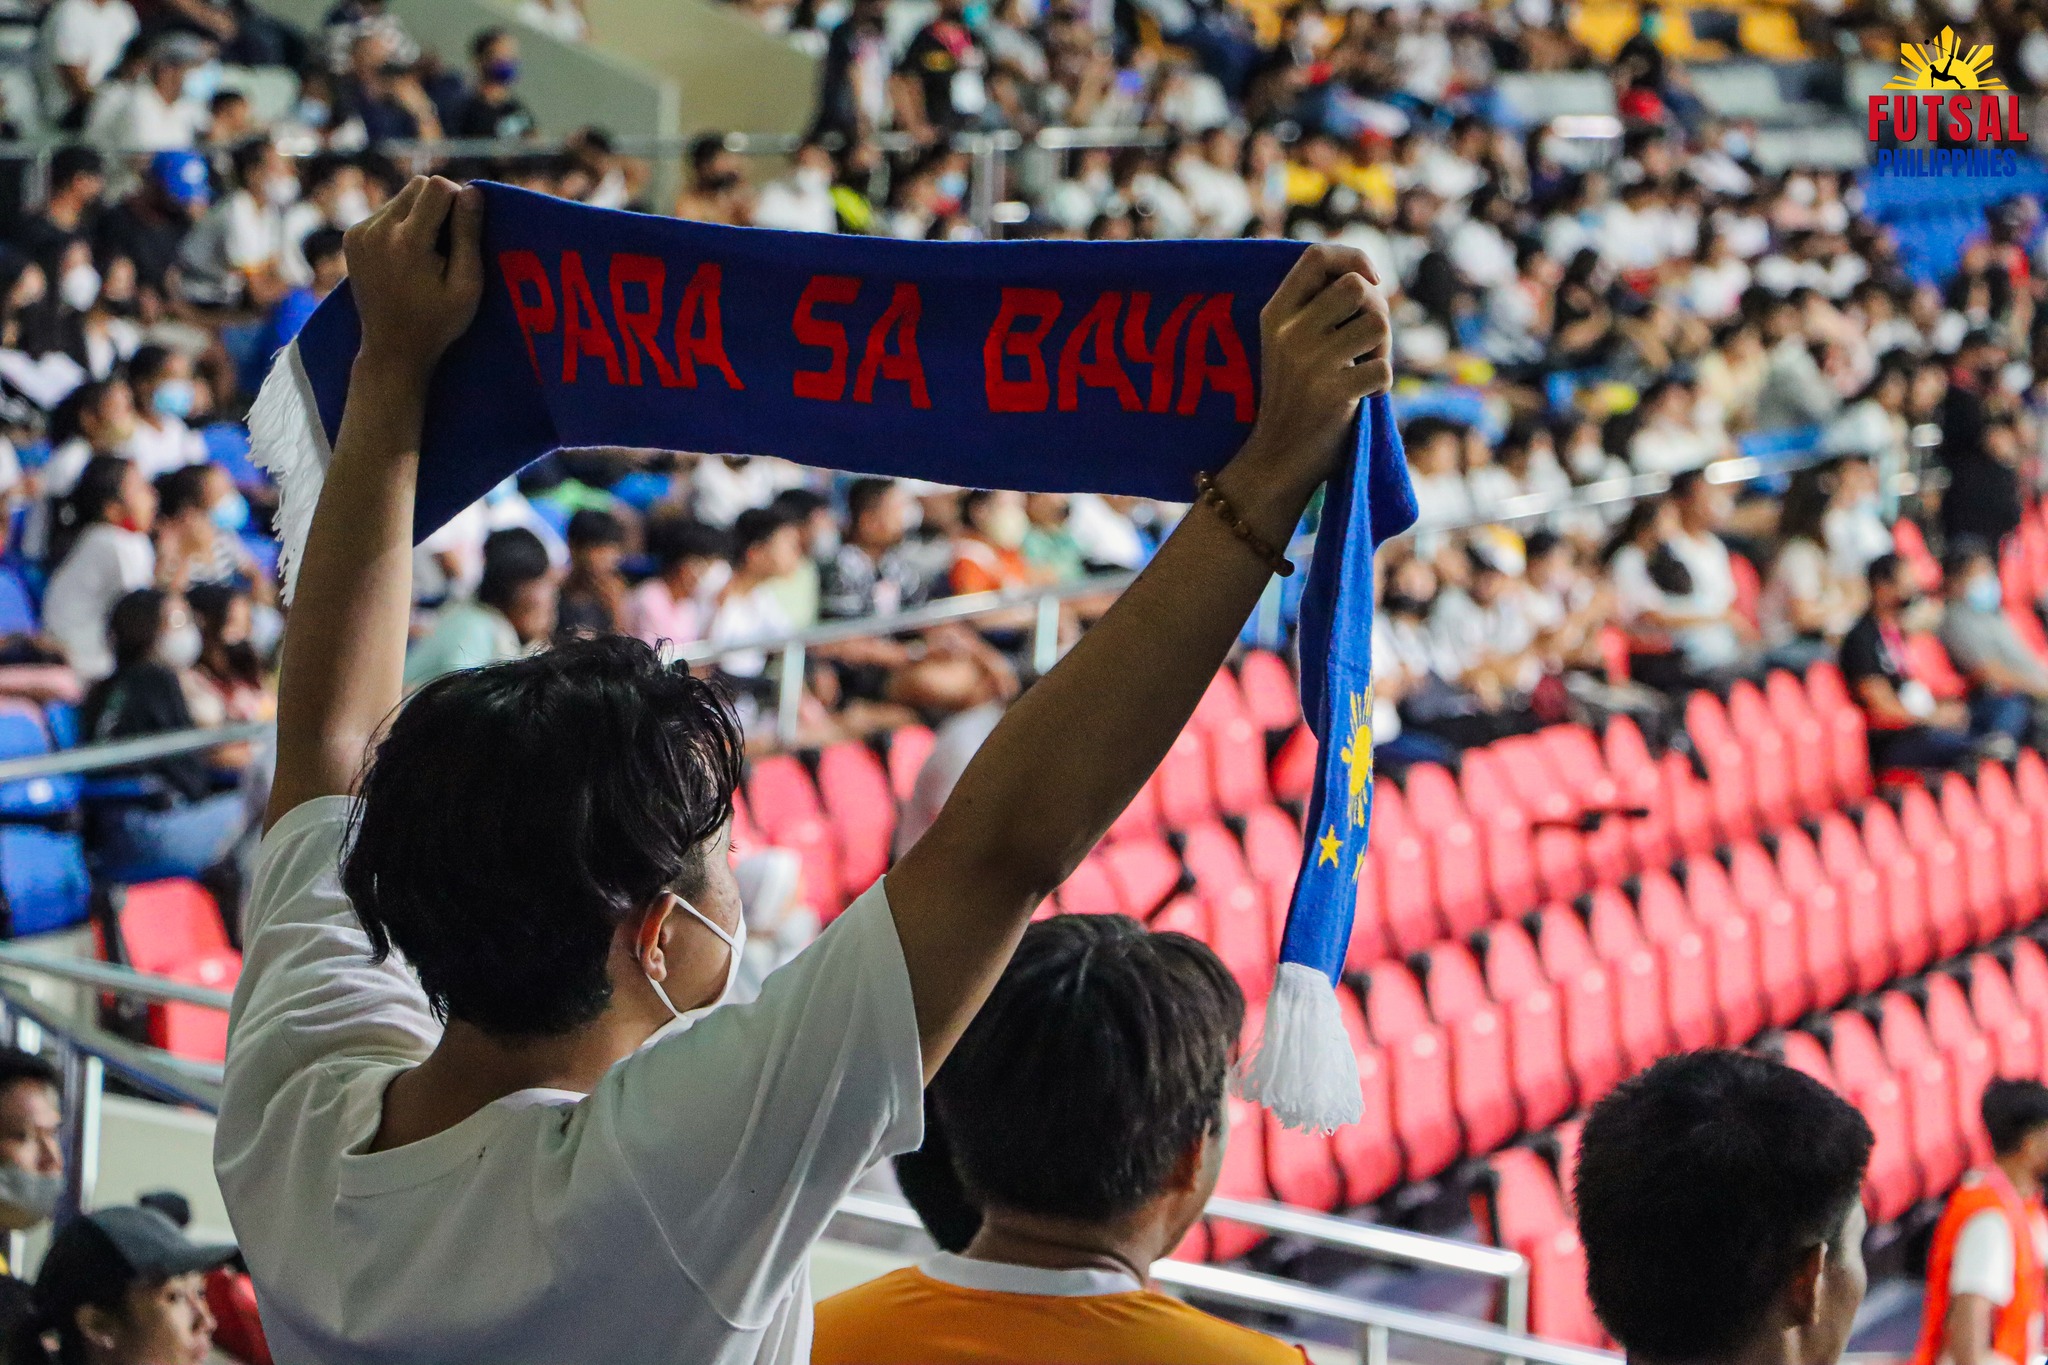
[834,1194,1602,1365]
[0,944,234,1010]
[0,721,271,786]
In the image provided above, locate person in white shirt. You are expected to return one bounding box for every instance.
[750,142,838,235]
[177,138,292,308]
[122,344,208,478]
[1174,126,1254,239]
[42,455,158,681]
[214,183,1393,1365]
[87,33,212,152]
[1627,377,1730,476]
[41,0,138,125]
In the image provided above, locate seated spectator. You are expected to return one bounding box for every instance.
[1912,1080,2048,1365]
[177,137,293,310]
[765,486,830,629]
[1021,492,1085,582]
[1576,1052,1873,1365]
[672,133,753,226]
[87,32,212,153]
[1627,377,1728,475]
[42,454,156,680]
[81,587,251,878]
[123,344,206,476]
[1607,475,1752,688]
[279,157,372,286]
[1064,492,1149,572]
[403,528,556,689]
[185,579,269,740]
[1431,539,1544,717]
[42,0,139,131]
[555,507,628,639]
[15,146,106,276]
[1522,529,1614,677]
[453,28,534,140]
[950,489,1043,596]
[10,1205,234,1365]
[255,225,347,363]
[690,452,800,528]
[751,143,837,235]
[706,504,802,705]
[1938,539,2048,742]
[624,514,726,650]
[152,464,262,595]
[1403,415,1474,531]
[1760,464,1863,671]
[0,1048,62,1341]
[334,28,443,144]
[95,151,210,311]
[1820,453,1893,580]
[1468,419,1571,517]
[203,89,256,148]
[1841,553,2015,770]
[815,914,1306,1365]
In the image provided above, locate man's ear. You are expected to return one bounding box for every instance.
[1162,1133,1207,1196]
[631,894,679,979]
[1782,1242,1827,1331]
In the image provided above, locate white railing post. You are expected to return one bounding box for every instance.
[775,642,807,749]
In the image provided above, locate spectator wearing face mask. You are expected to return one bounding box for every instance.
[153,464,257,596]
[1842,553,2012,771]
[82,587,250,879]
[951,489,1045,597]
[752,143,838,235]
[453,28,533,140]
[1759,464,1865,672]
[278,156,372,287]
[404,528,557,689]
[85,32,212,153]
[0,1049,64,1322]
[673,133,753,226]
[123,344,206,476]
[15,145,106,277]
[10,1206,235,1365]
[32,379,135,552]
[177,137,294,310]
[892,0,989,142]
[1938,539,2048,741]
[95,151,210,311]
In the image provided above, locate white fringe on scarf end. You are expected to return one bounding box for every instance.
[245,340,332,605]
[1233,961,1363,1134]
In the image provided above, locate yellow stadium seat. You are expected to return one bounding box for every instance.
[1737,6,1810,59]
[1568,0,1640,60]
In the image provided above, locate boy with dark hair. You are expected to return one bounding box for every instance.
[1913,1079,2048,1365]
[216,176,1391,1364]
[817,915,1306,1365]
[554,506,628,639]
[1577,1051,1873,1365]
[401,525,556,687]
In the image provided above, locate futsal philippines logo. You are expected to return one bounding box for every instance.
[1869,27,2029,176]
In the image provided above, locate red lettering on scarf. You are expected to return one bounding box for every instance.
[499,250,556,376]
[1057,291,1140,412]
[793,274,861,401]
[983,288,1062,414]
[1123,292,1198,414]
[675,263,744,390]
[1178,294,1254,423]
[852,283,930,408]
[608,254,680,388]
[560,251,624,385]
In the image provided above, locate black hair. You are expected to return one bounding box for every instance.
[471,25,509,59]
[47,145,103,198]
[0,1047,58,1097]
[343,634,744,1037]
[50,454,133,570]
[729,506,793,564]
[1577,1051,1873,1362]
[845,477,897,531]
[932,914,1244,1224]
[475,528,551,614]
[770,488,829,523]
[1669,467,1709,503]
[689,133,729,173]
[1942,535,1995,586]
[644,515,727,572]
[303,227,347,272]
[208,89,246,115]
[49,379,123,450]
[187,581,262,688]
[153,464,210,521]
[1983,1079,2048,1156]
[126,343,174,391]
[229,138,275,190]
[1866,551,1905,593]
[1524,529,1563,564]
[565,508,626,551]
[106,588,165,670]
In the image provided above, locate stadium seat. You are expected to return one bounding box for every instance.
[1154,727,1217,829]
[1877,993,1967,1197]
[1685,856,1771,1041]
[1778,1029,1836,1089]
[816,741,895,897]
[1969,953,2044,1080]
[1764,669,1836,817]
[1537,725,1634,884]
[1726,681,1798,831]
[103,880,239,1063]
[2018,749,2048,814]
[1822,1011,1923,1217]
[1905,635,1970,703]
[1857,801,1940,976]
[1810,814,1898,995]
[1531,908,1624,1098]
[1603,715,1677,871]
[0,826,90,937]
[1206,882,1275,1002]
[1634,868,1719,1050]
[1333,990,1402,1205]
[1475,1149,1606,1347]
[1903,784,2000,949]
[1974,763,2048,914]
[885,724,935,806]
[1684,692,1756,843]
[1350,869,1390,974]
[1254,1004,1342,1213]
[1150,894,1208,941]
[1584,889,1674,1072]
[1206,1096,1271,1260]
[1804,663,1872,805]
[2009,939,2048,1038]
[1924,974,1998,1166]
[1055,855,1120,917]
[1180,819,1254,899]
[1365,784,1441,954]
[1105,774,1164,844]
[1098,836,1184,919]
[1412,944,1519,1156]
[1194,669,1253,733]
[1401,766,1490,938]
[1207,711,1270,817]
[1387,1025,1462,1182]
[1770,828,1854,1009]
[1478,923,1576,1126]
[1951,769,2040,927]
[1240,803,1303,891]
[0,700,78,820]
[1270,723,1317,807]
[1659,751,1719,860]
[1236,649,1301,733]
[1725,843,1811,1026]
[1462,750,1540,917]
[746,755,844,916]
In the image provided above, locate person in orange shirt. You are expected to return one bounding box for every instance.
[814,914,1307,1365]
[1914,1081,2048,1365]
[1577,1052,1874,1365]
[949,489,1047,597]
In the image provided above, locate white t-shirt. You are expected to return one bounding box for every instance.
[214,797,924,1365]
[42,0,138,104]
[87,79,209,151]
[124,415,207,479]
[42,522,153,680]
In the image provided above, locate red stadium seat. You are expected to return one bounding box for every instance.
[1553,1119,1584,1212]
[1779,1030,1836,1089]
[1895,790,1978,960]
[1532,827,1591,905]
[817,741,896,896]
[1811,814,1898,995]
[1416,943,1520,1154]
[1538,724,1634,884]
[1098,837,1185,919]
[1764,669,1836,817]
[1255,1002,1341,1215]
[1603,715,1677,871]
[1150,893,1208,938]
[746,755,845,915]
[2009,939,2048,1032]
[1181,819,1254,898]
[1333,990,1402,1205]
[1387,1026,1463,1182]
[1208,712,1271,817]
[1974,763,2048,919]
[1771,828,1854,1009]
[1939,775,2019,938]
[1727,681,1798,831]
[2018,749,2048,813]
[1969,953,2045,1080]
[1207,883,1275,1002]
[1725,843,1812,1026]
[1878,993,1968,1197]
[1534,908,1625,1100]
[108,880,238,1062]
[1895,518,1942,592]
[1685,856,1770,1042]
[1477,1150,1607,1347]
[1237,649,1302,733]
[1685,692,1756,844]
[1194,669,1252,733]
[1805,663,1873,805]
[1056,856,1120,917]
[1403,764,1490,938]
[1368,784,1442,955]
[1207,1097,1271,1260]
[728,788,764,861]
[1856,802,1939,977]
[1479,923,1576,1126]
[1463,750,1540,917]
[1813,1015,1921,1221]
[1584,889,1672,1072]
[1270,724,1317,807]
[1105,777,1163,844]
[1635,868,1721,1050]
[1349,869,1390,975]
[1241,804,1303,892]
[1660,751,1720,860]
[885,724,935,806]
[1416,941,1493,1022]
[1155,727,1218,830]
[1495,735,1577,825]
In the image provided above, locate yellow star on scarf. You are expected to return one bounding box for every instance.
[1317,826,1342,867]
[1336,688,1375,829]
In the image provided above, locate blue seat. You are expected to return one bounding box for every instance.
[203,423,272,490]
[0,826,90,936]
[240,533,280,581]
[0,702,78,818]
[0,565,37,636]
[610,471,672,511]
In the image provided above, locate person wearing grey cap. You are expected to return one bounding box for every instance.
[84,32,212,155]
[10,1206,233,1365]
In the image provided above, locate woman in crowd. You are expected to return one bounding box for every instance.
[42,457,159,681]
[9,1205,233,1365]
[31,379,137,558]
[80,588,250,880]
[1759,463,1864,671]
[124,345,209,479]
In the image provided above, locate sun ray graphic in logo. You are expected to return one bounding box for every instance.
[1886,27,2005,90]
[1335,686,1374,833]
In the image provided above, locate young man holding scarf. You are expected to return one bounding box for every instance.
[214,175,1393,1365]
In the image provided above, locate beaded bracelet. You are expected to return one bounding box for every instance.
[1194,471,1295,578]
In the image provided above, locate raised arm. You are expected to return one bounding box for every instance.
[265,177,483,830]
[888,243,1391,1078]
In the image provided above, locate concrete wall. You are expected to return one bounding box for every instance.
[579,0,818,145]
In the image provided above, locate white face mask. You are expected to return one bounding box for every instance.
[0,1164,61,1223]
[333,187,373,228]
[264,175,301,209]
[59,264,100,313]
[643,894,745,1033]
[156,621,201,670]
[794,166,831,194]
